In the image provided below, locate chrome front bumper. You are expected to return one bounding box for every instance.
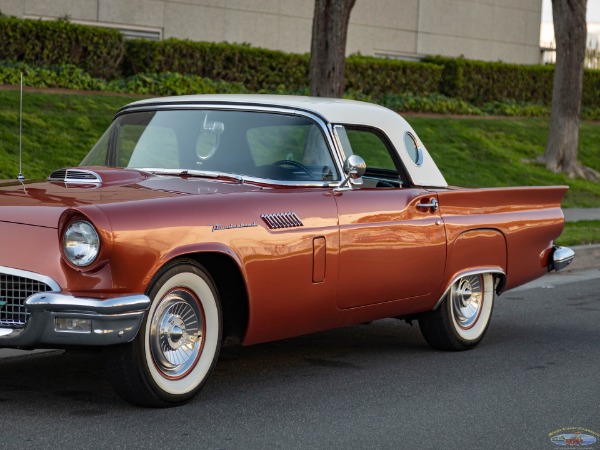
[549,246,575,272]
[0,292,150,348]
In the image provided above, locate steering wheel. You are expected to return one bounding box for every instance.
[272,160,313,179]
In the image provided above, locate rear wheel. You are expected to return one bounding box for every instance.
[418,273,494,351]
[105,260,222,407]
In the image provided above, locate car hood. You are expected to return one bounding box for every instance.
[0,168,261,228]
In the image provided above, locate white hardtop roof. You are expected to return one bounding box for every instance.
[126,94,398,127]
[124,94,448,188]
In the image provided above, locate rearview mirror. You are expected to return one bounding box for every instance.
[196,114,225,161]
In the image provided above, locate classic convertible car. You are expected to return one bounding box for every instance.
[0,95,573,407]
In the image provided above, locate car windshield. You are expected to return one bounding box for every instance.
[81,109,340,182]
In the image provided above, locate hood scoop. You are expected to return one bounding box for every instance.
[48,168,102,184]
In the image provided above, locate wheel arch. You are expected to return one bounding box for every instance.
[147,248,250,343]
[433,267,506,310]
[190,252,249,342]
[435,228,508,310]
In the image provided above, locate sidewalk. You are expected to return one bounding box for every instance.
[564,208,600,222]
[561,208,600,271]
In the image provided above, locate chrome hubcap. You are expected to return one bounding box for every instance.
[451,275,483,329]
[150,289,204,378]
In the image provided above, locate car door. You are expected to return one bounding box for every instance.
[333,126,446,309]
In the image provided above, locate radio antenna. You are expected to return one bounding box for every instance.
[17,73,24,182]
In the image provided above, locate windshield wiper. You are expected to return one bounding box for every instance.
[142,168,244,184]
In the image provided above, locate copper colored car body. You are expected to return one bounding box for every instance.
[0,95,574,407]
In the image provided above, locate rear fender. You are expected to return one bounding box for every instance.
[434,229,507,309]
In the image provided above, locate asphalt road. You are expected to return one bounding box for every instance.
[1,272,599,450]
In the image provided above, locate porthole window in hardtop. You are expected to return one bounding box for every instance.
[404,132,424,166]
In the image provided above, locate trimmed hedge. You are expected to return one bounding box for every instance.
[583,70,600,108]
[1,16,599,109]
[124,40,443,96]
[423,55,600,108]
[110,72,249,96]
[423,56,555,104]
[4,61,600,118]
[0,61,109,90]
[0,61,250,96]
[0,16,124,79]
[345,56,442,96]
[124,39,309,92]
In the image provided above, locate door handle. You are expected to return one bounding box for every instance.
[417,198,438,212]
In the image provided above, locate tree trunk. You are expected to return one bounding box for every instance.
[309,0,356,98]
[543,0,590,178]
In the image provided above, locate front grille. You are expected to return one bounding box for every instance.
[0,274,53,327]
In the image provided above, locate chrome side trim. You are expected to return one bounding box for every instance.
[433,268,506,311]
[143,168,336,188]
[549,246,575,272]
[0,266,61,291]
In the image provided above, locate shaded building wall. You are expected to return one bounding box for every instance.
[0,0,543,64]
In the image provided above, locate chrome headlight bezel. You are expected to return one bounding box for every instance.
[62,220,101,268]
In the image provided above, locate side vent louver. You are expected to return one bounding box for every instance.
[48,169,102,184]
[261,212,304,229]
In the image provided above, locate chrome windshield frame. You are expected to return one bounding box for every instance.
[106,103,346,189]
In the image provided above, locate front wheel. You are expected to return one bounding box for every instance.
[418,273,495,351]
[105,260,222,407]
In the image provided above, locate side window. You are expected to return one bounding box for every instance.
[335,125,406,187]
[345,128,397,171]
[246,121,338,181]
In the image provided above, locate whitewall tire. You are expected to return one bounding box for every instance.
[418,273,495,351]
[105,260,222,407]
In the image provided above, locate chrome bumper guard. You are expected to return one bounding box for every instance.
[549,246,575,272]
[0,292,150,348]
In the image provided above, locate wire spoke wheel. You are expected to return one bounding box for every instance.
[150,288,205,379]
[419,273,495,351]
[450,275,483,330]
[104,260,222,407]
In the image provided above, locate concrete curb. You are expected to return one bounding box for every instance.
[566,244,600,272]
[564,209,600,222]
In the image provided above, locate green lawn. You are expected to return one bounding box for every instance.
[406,116,600,208]
[0,90,141,180]
[0,89,598,211]
[557,220,600,247]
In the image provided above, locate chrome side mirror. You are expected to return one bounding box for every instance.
[336,155,366,190]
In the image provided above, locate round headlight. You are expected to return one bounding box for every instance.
[62,220,100,267]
